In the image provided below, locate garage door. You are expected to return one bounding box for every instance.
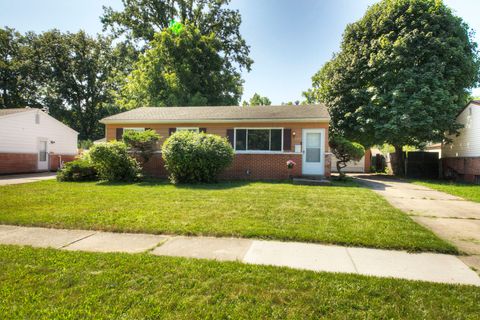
[331,155,366,173]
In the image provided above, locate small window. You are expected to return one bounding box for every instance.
[177,127,199,133]
[469,107,473,116]
[35,113,40,124]
[124,128,145,133]
[235,128,282,152]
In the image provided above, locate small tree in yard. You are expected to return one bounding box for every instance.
[305,0,480,176]
[123,129,161,164]
[330,136,365,179]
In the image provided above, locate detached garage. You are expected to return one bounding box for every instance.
[331,149,372,173]
[0,108,78,174]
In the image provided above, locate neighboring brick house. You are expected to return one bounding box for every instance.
[442,100,480,183]
[0,108,78,174]
[100,105,331,180]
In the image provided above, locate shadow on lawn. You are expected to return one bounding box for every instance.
[96,179,254,190]
[95,178,362,190]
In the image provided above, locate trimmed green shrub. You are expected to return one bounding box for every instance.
[57,157,97,182]
[89,141,141,182]
[123,129,161,164]
[330,135,365,179]
[162,131,234,183]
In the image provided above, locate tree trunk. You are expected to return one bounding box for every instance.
[393,145,405,176]
[336,160,347,179]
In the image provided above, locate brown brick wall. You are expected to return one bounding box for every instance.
[0,153,38,174]
[220,154,303,180]
[142,153,168,178]
[442,157,480,183]
[49,154,77,171]
[0,153,77,175]
[141,152,333,180]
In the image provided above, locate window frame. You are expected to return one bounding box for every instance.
[176,127,200,133]
[123,127,145,133]
[233,127,284,153]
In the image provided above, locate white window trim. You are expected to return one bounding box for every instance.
[234,127,284,154]
[176,127,200,132]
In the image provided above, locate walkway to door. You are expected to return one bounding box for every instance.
[354,174,480,274]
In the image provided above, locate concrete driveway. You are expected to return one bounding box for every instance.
[354,174,480,274]
[0,172,57,186]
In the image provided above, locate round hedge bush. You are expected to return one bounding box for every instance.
[162,131,234,183]
[57,156,97,182]
[89,141,141,182]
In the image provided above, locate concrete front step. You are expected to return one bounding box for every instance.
[0,224,479,286]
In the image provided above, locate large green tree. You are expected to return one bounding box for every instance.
[1,28,130,140]
[242,93,271,106]
[117,24,242,108]
[101,0,252,72]
[305,0,479,175]
[0,28,43,109]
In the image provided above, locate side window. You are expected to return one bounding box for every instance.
[176,127,199,133]
[35,113,40,124]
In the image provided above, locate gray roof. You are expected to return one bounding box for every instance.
[0,108,34,118]
[100,105,330,124]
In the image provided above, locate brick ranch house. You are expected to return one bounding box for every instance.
[100,105,332,179]
[0,108,78,174]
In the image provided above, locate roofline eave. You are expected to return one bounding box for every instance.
[100,118,330,125]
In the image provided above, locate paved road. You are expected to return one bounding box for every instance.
[354,174,480,274]
[0,224,479,286]
[0,172,56,186]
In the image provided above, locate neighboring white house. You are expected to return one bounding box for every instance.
[0,108,78,174]
[441,100,480,183]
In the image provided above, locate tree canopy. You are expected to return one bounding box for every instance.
[0,28,129,140]
[101,0,252,72]
[242,93,271,106]
[305,0,480,156]
[117,24,243,108]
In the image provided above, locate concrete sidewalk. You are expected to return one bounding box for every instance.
[0,172,56,186]
[0,224,479,286]
[353,174,480,274]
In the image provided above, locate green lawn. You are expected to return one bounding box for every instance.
[0,180,455,253]
[413,180,480,203]
[0,245,478,319]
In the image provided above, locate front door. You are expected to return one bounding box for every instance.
[38,140,48,171]
[302,129,325,175]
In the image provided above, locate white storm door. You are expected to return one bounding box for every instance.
[302,129,325,175]
[38,140,48,171]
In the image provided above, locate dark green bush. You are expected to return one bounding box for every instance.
[89,141,141,182]
[57,157,97,182]
[123,129,161,164]
[162,131,234,183]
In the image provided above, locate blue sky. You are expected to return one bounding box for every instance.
[1,0,480,104]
